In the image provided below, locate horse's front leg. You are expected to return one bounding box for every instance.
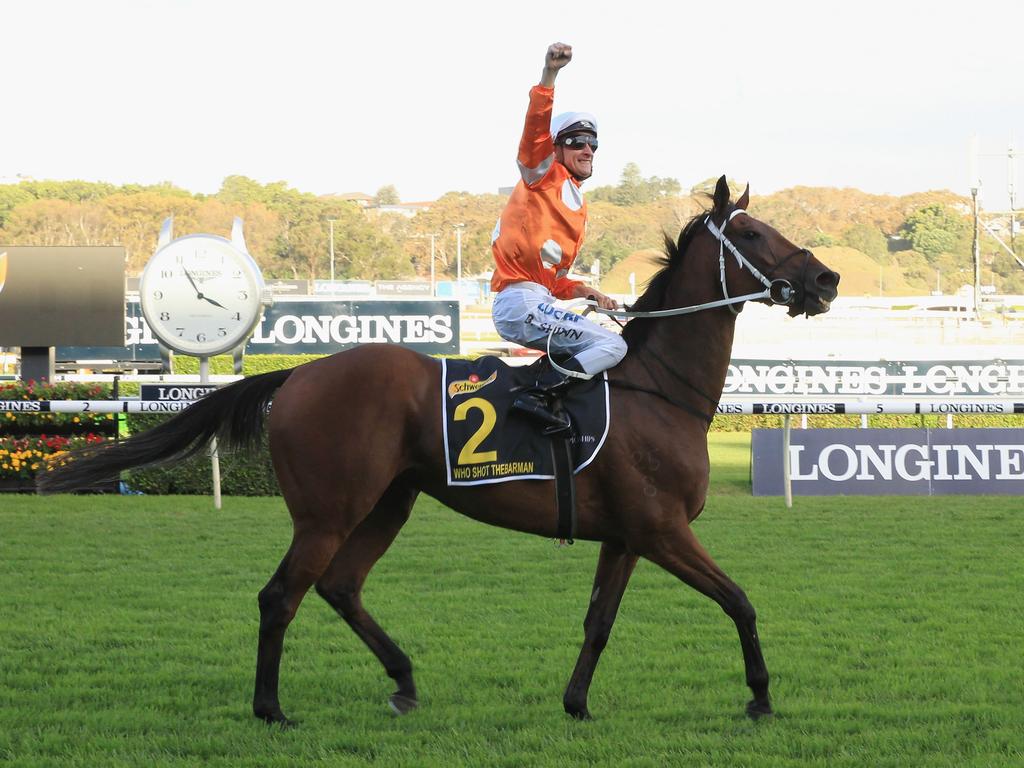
[645,524,771,719]
[563,542,638,720]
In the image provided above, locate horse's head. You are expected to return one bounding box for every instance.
[703,175,840,317]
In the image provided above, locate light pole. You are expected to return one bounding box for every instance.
[453,223,465,298]
[971,185,981,318]
[328,219,337,283]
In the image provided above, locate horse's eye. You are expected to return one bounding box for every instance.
[742,230,758,241]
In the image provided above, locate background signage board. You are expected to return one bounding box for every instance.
[313,280,373,296]
[58,299,460,360]
[265,279,309,296]
[0,246,126,346]
[727,360,1024,398]
[752,428,1024,496]
[375,280,432,296]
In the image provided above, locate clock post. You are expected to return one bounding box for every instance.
[198,354,222,508]
[139,217,271,507]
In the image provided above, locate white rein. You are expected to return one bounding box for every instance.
[546,209,795,379]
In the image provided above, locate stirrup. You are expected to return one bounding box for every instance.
[511,392,570,433]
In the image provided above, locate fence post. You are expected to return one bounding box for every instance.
[783,414,793,509]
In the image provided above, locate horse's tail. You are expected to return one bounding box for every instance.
[37,368,293,494]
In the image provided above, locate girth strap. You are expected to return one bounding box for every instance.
[549,399,577,543]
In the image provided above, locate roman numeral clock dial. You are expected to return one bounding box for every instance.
[140,218,269,358]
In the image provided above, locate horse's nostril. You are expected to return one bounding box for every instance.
[816,270,840,296]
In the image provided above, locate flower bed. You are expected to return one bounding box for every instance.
[0,381,118,489]
[0,433,107,482]
[0,380,118,435]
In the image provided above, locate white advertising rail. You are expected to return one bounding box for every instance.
[3,399,1024,415]
[715,400,1024,415]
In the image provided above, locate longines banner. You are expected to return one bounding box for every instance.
[752,428,1024,496]
[726,360,1024,397]
[58,299,460,359]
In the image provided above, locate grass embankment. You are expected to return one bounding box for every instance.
[1,434,1021,767]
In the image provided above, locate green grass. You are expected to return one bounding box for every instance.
[1,434,1022,767]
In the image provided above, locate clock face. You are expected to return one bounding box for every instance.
[140,235,264,356]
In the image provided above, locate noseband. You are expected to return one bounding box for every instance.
[705,208,808,315]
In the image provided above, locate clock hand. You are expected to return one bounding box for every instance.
[183,269,227,309]
[182,268,203,297]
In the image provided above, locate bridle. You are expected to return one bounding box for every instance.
[704,208,810,316]
[548,208,811,379]
[578,208,810,322]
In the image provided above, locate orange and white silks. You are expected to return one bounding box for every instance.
[490,85,586,300]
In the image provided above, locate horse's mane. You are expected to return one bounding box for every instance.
[620,204,712,350]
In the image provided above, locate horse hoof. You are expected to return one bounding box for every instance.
[564,704,592,721]
[256,710,299,729]
[388,693,418,715]
[745,699,773,720]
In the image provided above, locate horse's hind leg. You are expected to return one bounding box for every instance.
[315,481,419,715]
[563,542,638,720]
[253,529,343,726]
[646,524,772,719]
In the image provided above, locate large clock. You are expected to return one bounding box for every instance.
[140,217,269,358]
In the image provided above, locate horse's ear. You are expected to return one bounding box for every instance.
[713,175,730,212]
[736,184,750,211]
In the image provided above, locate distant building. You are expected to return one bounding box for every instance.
[329,192,375,208]
[373,201,432,218]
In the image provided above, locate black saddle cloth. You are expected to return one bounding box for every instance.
[442,356,609,485]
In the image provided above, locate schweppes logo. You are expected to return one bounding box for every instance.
[448,371,497,398]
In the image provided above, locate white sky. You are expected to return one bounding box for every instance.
[3,0,1022,208]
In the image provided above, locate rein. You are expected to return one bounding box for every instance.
[573,208,806,323]
[544,208,810,422]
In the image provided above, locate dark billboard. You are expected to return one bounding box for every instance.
[0,246,126,346]
[58,298,460,359]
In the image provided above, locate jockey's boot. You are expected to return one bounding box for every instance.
[511,389,571,435]
[511,363,580,435]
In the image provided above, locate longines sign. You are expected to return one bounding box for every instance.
[726,360,1024,397]
[752,428,1024,496]
[58,299,460,359]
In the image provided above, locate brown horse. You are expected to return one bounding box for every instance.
[41,177,839,725]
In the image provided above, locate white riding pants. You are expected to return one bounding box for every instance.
[491,282,628,376]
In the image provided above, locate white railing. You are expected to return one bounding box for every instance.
[2,398,1022,416]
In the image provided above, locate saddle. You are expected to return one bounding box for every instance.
[441,356,610,542]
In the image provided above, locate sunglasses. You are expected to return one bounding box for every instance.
[559,134,598,151]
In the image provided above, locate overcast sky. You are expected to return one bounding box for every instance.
[4,0,1021,209]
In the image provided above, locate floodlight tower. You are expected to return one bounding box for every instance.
[969,136,982,318]
[1009,140,1017,255]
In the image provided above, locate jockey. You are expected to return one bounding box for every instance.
[490,42,627,431]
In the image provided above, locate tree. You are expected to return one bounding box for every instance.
[373,185,400,206]
[0,185,34,228]
[841,223,888,262]
[589,163,682,206]
[408,192,505,278]
[689,176,745,200]
[900,204,971,260]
